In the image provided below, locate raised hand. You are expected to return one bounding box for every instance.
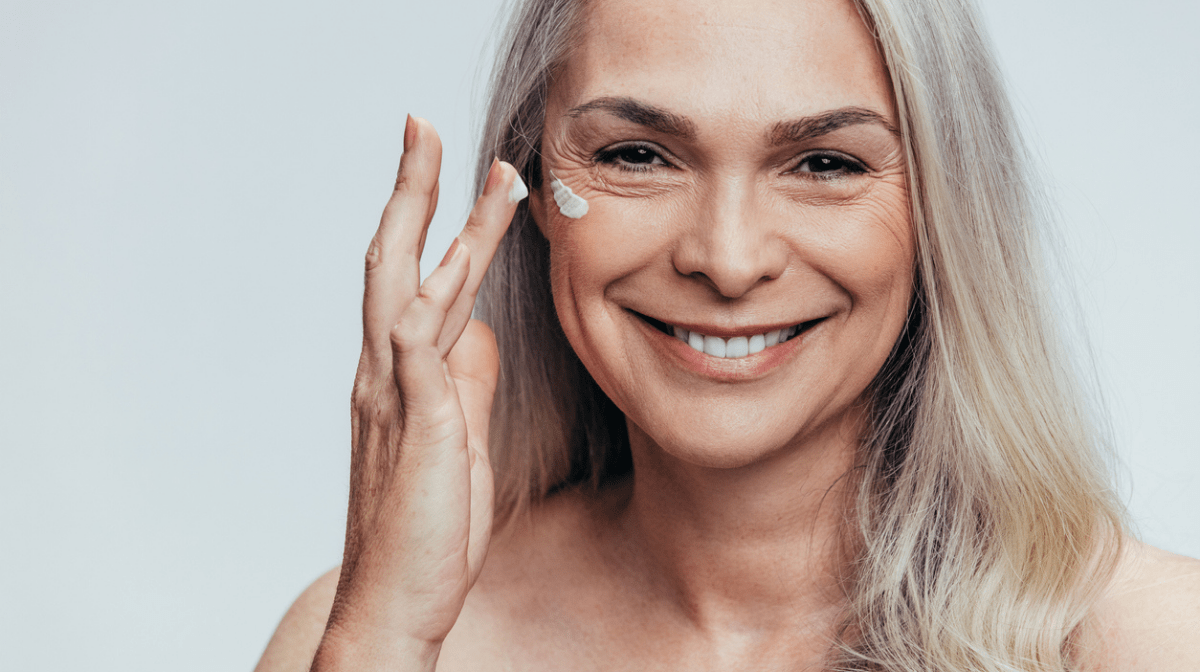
[312,115,526,671]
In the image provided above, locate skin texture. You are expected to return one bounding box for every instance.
[537,0,911,473]
[255,0,1200,670]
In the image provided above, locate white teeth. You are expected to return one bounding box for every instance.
[748,334,765,354]
[671,323,805,359]
[726,336,749,358]
[703,335,726,358]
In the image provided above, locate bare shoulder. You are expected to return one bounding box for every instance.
[253,567,340,672]
[252,487,619,672]
[1077,538,1200,671]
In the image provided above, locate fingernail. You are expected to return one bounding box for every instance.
[482,158,501,196]
[439,238,461,267]
[508,172,529,204]
[403,114,416,152]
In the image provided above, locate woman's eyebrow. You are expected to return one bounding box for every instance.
[769,107,900,144]
[565,97,697,140]
[565,97,898,144]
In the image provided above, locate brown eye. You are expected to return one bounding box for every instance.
[595,143,668,172]
[794,153,867,176]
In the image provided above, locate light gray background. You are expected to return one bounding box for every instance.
[1,0,1196,670]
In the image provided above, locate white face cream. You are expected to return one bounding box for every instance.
[508,173,529,204]
[549,173,589,219]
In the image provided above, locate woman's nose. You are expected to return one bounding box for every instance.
[670,182,788,299]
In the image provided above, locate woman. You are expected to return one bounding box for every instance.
[256,0,1200,669]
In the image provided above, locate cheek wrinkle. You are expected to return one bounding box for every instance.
[549,172,589,219]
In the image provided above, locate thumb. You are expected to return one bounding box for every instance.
[446,319,500,453]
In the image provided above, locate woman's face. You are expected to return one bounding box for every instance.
[532,0,913,467]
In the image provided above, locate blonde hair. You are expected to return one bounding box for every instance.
[473,0,1127,669]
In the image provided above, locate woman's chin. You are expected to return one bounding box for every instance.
[625,393,867,473]
[631,418,806,471]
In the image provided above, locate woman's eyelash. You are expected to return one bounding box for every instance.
[592,145,868,178]
[790,152,869,177]
[593,143,669,172]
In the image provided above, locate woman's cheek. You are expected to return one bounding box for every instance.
[547,177,689,282]
[823,194,915,369]
[799,183,912,300]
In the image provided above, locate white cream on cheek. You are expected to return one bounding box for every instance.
[549,172,589,219]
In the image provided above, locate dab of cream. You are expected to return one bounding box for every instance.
[508,173,529,204]
[549,173,589,219]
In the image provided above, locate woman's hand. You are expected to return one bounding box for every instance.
[312,116,525,671]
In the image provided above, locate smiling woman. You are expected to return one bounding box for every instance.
[253,0,1200,670]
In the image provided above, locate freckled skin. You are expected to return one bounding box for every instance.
[529,0,913,468]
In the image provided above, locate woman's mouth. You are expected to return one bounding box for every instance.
[634,313,823,360]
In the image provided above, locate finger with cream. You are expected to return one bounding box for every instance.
[549,172,589,219]
[509,173,529,204]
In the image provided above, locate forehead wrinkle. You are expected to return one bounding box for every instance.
[566,96,698,140]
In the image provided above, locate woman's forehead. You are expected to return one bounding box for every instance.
[556,0,894,125]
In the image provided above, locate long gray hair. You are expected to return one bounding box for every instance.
[472,0,1126,669]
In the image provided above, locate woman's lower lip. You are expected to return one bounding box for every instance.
[632,314,811,381]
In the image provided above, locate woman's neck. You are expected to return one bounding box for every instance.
[614,413,862,641]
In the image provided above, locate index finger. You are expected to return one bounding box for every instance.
[437,159,527,352]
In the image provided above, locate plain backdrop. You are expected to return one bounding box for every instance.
[1,0,1196,670]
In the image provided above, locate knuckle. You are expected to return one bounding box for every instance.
[364,236,383,271]
[413,284,439,305]
[393,172,422,196]
[351,372,393,410]
[388,317,423,352]
[389,299,440,350]
[351,382,404,436]
[362,398,402,431]
[459,209,484,236]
